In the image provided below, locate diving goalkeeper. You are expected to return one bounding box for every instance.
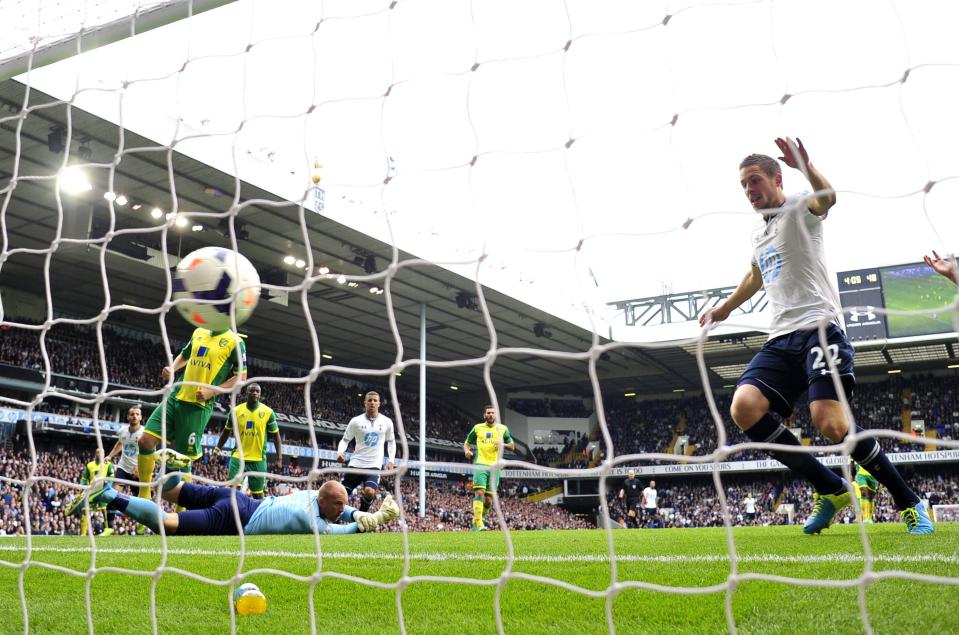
[66,460,398,536]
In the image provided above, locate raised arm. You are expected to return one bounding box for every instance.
[699,265,764,327]
[776,137,836,217]
[925,250,958,286]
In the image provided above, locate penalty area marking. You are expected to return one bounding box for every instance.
[0,545,958,566]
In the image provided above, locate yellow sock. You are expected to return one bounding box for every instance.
[80,515,89,537]
[861,499,873,522]
[137,451,156,499]
[175,472,193,512]
[472,499,484,528]
[483,499,492,518]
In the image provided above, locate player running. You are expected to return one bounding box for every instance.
[463,405,514,531]
[337,391,396,512]
[699,137,933,535]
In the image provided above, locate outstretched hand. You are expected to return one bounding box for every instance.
[924,250,958,284]
[775,137,809,171]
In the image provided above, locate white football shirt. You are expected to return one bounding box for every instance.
[642,487,658,509]
[337,413,396,469]
[116,425,144,473]
[750,193,843,340]
[744,496,756,514]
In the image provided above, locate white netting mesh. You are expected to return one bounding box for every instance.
[2,1,959,634]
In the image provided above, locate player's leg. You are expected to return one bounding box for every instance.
[139,394,182,498]
[732,346,846,496]
[228,455,242,488]
[174,488,260,535]
[246,459,267,499]
[483,470,499,521]
[101,507,115,536]
[67,481,177,534]
[359,474,381,512]
[858,483,876,523]
[163,405,209,507]
[735,337,850,534]
[471,471,489,530]
[115,466,145,534]
[806,326,932,534]
[341,471,364,502]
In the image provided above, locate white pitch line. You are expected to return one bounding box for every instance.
[1,545,958,566]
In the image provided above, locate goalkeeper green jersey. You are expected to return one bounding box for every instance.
[225,402,278,462]
[465,423,512,466]
[175,328,246,410]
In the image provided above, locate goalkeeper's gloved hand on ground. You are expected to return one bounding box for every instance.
[354,511,378,533]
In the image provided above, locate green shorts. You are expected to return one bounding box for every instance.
[228,456,268,494]
[144,393,211,459]
[472,467,499,493]
[856,474,878,492]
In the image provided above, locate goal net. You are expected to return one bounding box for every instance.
[2,1,959,634]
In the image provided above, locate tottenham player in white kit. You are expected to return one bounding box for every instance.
[699,137,932,535]
[107,405,144,491]
[337,391,396,512]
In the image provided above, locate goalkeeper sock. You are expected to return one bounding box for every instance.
[107,493,164,533]
[744,414,844,495]
[137,448,156,499]
[472,499,484,528]
[848,428,920,510]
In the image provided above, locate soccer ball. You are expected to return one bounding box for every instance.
[234,582,268,616]
[172,247,260,331]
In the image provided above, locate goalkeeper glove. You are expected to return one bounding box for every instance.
[354,511,378,533]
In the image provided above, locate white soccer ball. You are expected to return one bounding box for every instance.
[173,247,260,331]
[234,582,268,616]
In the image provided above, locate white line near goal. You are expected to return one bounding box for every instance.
[2,544,958,566]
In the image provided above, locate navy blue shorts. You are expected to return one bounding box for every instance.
[342,470,380,494]
[175,482,261,536]
[114,467,137,492]
[737,324,856,417]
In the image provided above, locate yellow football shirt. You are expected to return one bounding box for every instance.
[465,422,512,466]
[225,402,278,462]
[175,328,246,407]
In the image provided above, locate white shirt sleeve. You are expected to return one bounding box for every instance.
[386,419,396,463]
[337,420,356,455]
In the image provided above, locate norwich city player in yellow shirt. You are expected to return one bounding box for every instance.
[76,448,116,536]
[853,459,880,524]
[213,383,283,498]
[463,406,514,531]
[138,326,247,503]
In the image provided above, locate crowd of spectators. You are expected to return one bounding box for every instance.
[0,436,582,535]
[508,398,592,418]
[0,318,482,447]
[376,478,590,532]
[592,374,959,465]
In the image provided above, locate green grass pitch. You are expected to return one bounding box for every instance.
[882,271,957,338]
[1,524,957,634]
